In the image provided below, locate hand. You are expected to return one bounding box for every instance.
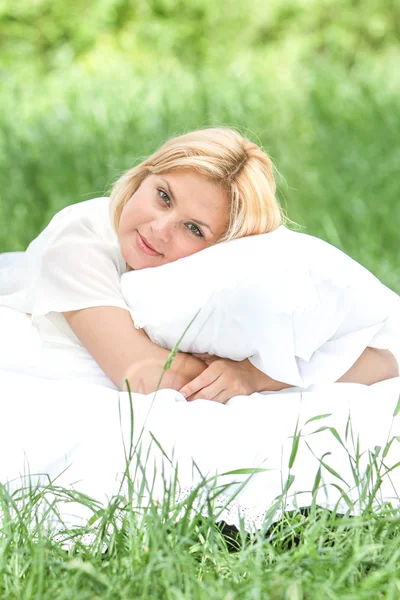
[121,353,207,395]
[192,352,220,366]
[179,357,281,403]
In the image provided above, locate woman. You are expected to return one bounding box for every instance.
[0,127,397,394]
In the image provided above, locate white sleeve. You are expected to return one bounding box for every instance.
[1,198,129,317]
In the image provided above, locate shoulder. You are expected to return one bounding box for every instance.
[25,196,123,269]
[44,197,118,244]
[51,197,111,225]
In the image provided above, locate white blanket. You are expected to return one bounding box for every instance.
[1,308,399,534]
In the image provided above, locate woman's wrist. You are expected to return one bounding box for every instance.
[243,359,293,392]
[246,347,399,392]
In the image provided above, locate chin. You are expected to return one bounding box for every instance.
[129,255,165,270]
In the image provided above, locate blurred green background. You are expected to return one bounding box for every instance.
[0,0,399,290]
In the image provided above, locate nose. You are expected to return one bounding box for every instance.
[150,216,176,243]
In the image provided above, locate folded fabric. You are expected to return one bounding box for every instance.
[121,227,400,388]
[1,367,399,534]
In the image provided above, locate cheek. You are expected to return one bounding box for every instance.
[120,201,141,232]
[134,196,154,222]
[170,235,204,260]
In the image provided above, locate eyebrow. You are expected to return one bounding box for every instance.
[159,177,214,234]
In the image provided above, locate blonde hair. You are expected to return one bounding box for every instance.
[110,127,285,243]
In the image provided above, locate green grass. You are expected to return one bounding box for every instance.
[1,427,400,599]
[0,62,399,292]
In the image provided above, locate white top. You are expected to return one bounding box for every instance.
[0,198,129,386]
[0,197,128,333]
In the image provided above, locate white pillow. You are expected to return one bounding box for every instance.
[121,226,400,388]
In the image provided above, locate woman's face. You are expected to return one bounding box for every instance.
[118,169,230,270]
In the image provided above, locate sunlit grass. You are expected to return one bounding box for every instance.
[0,63,399,291]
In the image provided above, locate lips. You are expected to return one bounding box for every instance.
[140,233,159,252]
[139,233,158,252]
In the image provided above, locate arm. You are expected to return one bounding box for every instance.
[180,347,399,403]
[253,346,399,391]
[336,347,399,384]
[63,306,206,392]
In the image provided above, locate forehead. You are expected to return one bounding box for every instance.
[158,170,229,212]
[157,171,230,236]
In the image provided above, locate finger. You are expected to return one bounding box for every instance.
[188,384,229,403]
[185,372,226,402]
[192,353,219,363]
[202,358,217,366]
[179,367,221,399]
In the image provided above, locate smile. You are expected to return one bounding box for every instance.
[136,231,162,256]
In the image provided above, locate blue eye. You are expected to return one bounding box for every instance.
[158,188,204,238]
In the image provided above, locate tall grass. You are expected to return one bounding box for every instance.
[0,62,399,291]
[0,394,399,599]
